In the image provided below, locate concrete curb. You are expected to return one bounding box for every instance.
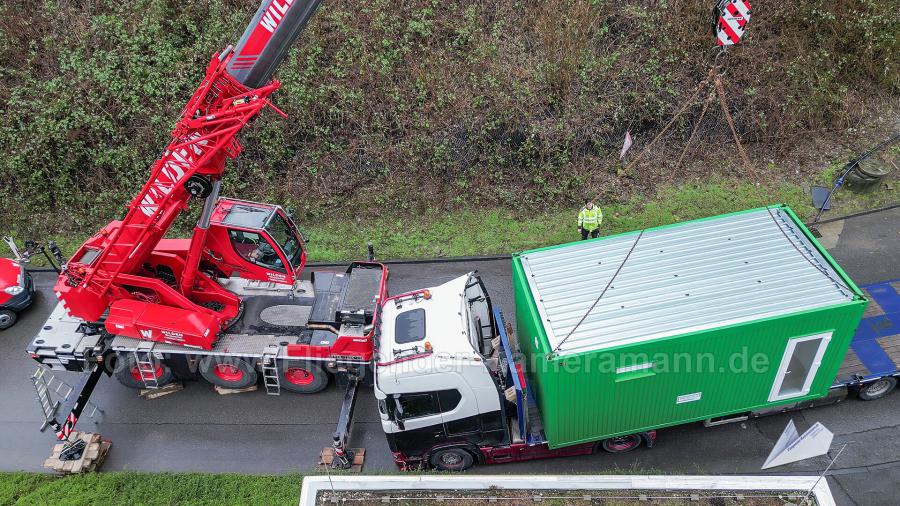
[299,474,835,506]
[809,202,900,226]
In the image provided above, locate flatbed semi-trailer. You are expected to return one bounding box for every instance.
[373,207,899,471]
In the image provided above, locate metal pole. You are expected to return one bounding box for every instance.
[803,443,847,504]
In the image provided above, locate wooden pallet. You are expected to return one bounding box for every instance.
[317,447,365,472]
[43,432,111,474]
[140,382,184,399]
[214,383,258,395]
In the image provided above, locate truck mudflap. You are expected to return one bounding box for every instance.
[391,451,420,471]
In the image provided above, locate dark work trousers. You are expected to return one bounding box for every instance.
[580,228,600,240]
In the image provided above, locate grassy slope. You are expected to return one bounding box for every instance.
[306,178,895,261]
[17,173,896,266]
[0,471,302,506]
[1,0,896,235]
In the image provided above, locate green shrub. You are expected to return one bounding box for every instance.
[0,0,896,235]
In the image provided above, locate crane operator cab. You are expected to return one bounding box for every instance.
[205,198,307,286]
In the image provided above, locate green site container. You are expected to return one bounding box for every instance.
[512,206,867,449]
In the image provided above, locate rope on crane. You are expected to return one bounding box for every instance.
[714,74,757,184]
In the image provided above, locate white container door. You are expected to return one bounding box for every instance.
[768,331,833,402]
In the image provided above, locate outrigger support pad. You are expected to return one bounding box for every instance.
[331,435,354,470]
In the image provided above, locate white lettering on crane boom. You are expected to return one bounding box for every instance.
[139,135,206,217]
[260,0,295,33]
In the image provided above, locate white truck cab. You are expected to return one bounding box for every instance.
[374,273,506,469]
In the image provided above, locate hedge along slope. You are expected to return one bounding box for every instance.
[0,0,897,234]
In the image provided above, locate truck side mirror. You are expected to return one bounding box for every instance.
[300,231,310,244]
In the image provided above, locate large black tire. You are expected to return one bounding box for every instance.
[279,360,329,394]
[0,309,16,330]
[600,434,643,453]
[113,353,175,389]
[199,356,258,389]
[857,377,897,401]
[429,448,475,471]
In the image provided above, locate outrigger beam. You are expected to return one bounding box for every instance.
[331,374,360,469]
[49,364,106,441]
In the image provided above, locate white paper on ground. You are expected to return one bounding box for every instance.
[762,419,834,469]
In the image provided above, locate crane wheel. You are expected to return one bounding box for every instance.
[113,353,175,389]
[279,361,328,393]
[199,356,258,389]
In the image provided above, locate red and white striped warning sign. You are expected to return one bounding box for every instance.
[715,0,751,46]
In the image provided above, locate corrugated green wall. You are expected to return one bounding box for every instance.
[511,254,550,413]
[512,208,868,449]
[542,302,864,448]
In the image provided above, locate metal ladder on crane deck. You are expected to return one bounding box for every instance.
[31,367,103,431]
[261,345,281,395]
[133,341,160,389]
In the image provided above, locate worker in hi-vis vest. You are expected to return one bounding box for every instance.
[577,198,603,240]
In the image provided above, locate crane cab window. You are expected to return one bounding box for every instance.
[264,213,303,269]
[228,230,285,272]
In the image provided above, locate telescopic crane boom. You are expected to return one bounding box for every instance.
[55,0,322,350]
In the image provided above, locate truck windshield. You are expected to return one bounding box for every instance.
[265,213,303,269]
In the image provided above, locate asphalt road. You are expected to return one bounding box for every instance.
[1,208,898,505]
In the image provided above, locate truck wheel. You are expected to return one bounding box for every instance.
[600,434,642,453]
[858,377,897,401]
[279,361,328,394]
[199,356,258,389]
[114,353,175,389]
[429,448,474,471]
[0,309,16,330]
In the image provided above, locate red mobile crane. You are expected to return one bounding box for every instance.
[28,0,388,447]
[58,0,320,349]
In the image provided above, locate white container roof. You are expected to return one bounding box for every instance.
[519,207,858,357]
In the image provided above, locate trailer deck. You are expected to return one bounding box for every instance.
[834,279,900,384]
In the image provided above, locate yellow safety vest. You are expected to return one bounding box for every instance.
[578,206,603,230]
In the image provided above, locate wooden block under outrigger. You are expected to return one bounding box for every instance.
[317,447,365,472]
[214,383,258,395]
[42,431,112,475]
[140,382,184,399]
